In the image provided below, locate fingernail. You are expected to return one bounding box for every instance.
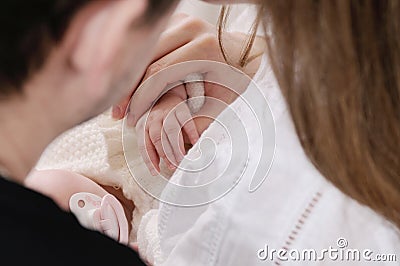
[150,169,158,176]
[112,106,122,119]
[127,113,136,127]
[168,164,176,170]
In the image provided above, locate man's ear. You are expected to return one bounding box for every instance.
[67,0,147,73]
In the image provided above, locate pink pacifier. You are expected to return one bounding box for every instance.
[69,192,129,245]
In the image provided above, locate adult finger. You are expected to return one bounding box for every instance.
[151,15,210,62]
[128,37,223,126]
[112,15,208,120]
[112,91,132,119]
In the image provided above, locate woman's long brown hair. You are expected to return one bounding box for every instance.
[219,1,400,228]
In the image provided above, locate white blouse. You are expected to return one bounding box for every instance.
[138,55,400,266]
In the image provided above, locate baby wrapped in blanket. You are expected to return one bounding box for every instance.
[27,74,206,246]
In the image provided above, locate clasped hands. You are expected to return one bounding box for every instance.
[112,13,265,175]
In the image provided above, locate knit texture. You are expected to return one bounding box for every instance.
[36,110,165,241]
[137,210,162,265]
[36,77,205,243]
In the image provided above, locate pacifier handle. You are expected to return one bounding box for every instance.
[69,192,129,245]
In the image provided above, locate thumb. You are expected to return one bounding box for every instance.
[112,91,133,120]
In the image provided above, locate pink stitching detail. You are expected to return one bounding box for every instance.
[273,192,323,265]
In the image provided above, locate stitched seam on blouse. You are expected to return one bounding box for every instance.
[273,191,323,266]
[206,209,226,266]
[158,188,175,243]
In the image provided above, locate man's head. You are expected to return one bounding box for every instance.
[0,0,177,124]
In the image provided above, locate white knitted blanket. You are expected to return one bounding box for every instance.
[36,74,204,243]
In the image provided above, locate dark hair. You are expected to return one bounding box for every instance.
[0,0,176,96]
[220,0,400,228]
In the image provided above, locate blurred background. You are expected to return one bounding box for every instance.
[176,0,251,26]
[177,0,221,24]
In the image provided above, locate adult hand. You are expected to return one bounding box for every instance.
[112,13,265,123]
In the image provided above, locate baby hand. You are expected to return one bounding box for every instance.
[136,85,200,175]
